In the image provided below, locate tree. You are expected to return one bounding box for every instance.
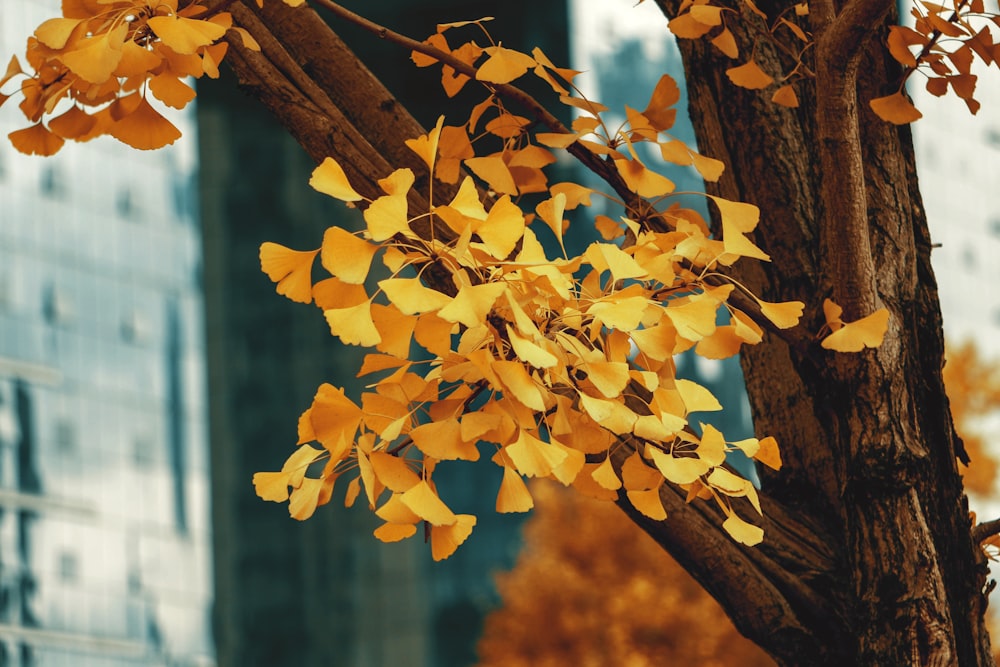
[4,0,1000,664]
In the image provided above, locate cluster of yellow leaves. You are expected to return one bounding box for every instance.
[0,0,259,155]
[478,483,775,667]
[253,27,808,554]
[876,0,1000,124]
[668,0,811,109]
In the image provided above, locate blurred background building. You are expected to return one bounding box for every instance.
[0,2,214,665]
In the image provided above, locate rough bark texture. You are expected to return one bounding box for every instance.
[219,0,994,664]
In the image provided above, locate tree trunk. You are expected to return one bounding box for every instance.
[220,0,994,663]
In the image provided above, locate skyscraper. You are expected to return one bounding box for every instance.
[0,3,214,664]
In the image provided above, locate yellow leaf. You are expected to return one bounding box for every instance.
[431,514,476,561]
[35,17,83,49]
[8,123,64,156]
[648,448,710,484]
[691,152,726,182]
[253,471,291,503]
[496,466,534,513]
[405,115,444,170]
[438,282,506,328]
[723,513,764,546]
[410,419,480,461]
[309,157,363,202]
[259,242,318,304]
[325,301,381,347]
[535,132,579,148]
[375,493,422,525]
[535,192,568,254]
[615,157,675,198]
[629,323,677,361]
[588,295,650,332]
[821,307,890,352]
[621,452,663,490]
[726,60,774,90]
[321,227,378,284]
[695,325,743,359]
[698,423,728,466]
[506,325,559,369]
[549,438,586,485]
[108,96,182,150]
[708,195,770,261]
[370,304,417,359]
[401,480,457,526]
[707,467,749,495]
[312,277,368,310]
[664,295,719,340]
[147,14,227,55]
[364,191,410,242]
[585,242,647,282]
[583,360,631,399]
[756,436,782,470]
[344,476,362,507]
[374,522,417,542]
[573,462,620,501]
[476,45,536,84]
[591,457,622,491]
[378,278,452,315]
[369,451,420,492]
[758,299,804,329]
[731,437,760,458]
[627,488,667,520]
[148,73,196,109]
[676,379,722,413]
[711,28,739,59]
[478,195,525,259]
[414,313,456,357]
[669,13,714,39]
[466,156,518,195]
[61,23,127,83]
[494,361,547,412]
[289,477,324,520]
[772,84,800,108]
[506,430,568,478]
[309,383,362,452]
[870,92,922,125]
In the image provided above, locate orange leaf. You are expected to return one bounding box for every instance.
[374,522,418,543]
[321,227,377,284]
[289,477,325,520]
[259,242,318,304]
[405,115,444,170]
[410,419,480,461]
[726,60,774,90]
[147,14,227,55]
[309,383,363,453]
[9,123,65,156]
[48,106,97,139]
[755,436,782,470]
[476,45,535,84]
[148,73,196,109]
[627,488,668,520]
[506,430,568,478]
[711,28,739,59]
[430,514,476,561]
[325,301,381,347]
[61,24,127,83]
[497,466,534,513]
[869,92,922,125]
[401,480,458,526]
[591,457,622,491]
[378,278,451,315]
[108,97,182,150]
[771,84,800,108]
[465,156,518,195]
[369,451,420,492]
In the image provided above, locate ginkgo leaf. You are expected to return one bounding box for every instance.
[253,471,292,503]
[691,152,725,182]
[758,299,804,329]
[772,84,800,108]
[478,195,525,258]
[466,156,518,195]
[752,435,781,470]
[676,378,722,413]
[108,97,182,150]
[321,226,378,284]
[369,451,421,492]
[147,14,227,55]
[621,452,663,490]
[476,45,536,84]
[431,514,476,561]
[8,123,65,156]
[493,361,547,412]
[708,195,770,261]
[308,383,363,454]
[695,325,743,359]
[668,13,715,39]
[506,430,568,478]
[664,295,719,340]
[405,115,444,170]
[585,242,647,282]
[370,304,417,359]
[588,295,649,332]
[310,157,363,202]
[497,466,534,513]
[629,323,677,361]
[723,513,764,546]
[401,480,457,526]
[325,301,381,347]
[711,28,739,58]
[364,191,410,241]
[726,60,774,90]
[648,447,710,485]
[628,488,668,520]
[289,477,325,520]
[698,424,728,466]
[379,278,452,315]
[821,307,890,352]
[374,522,418,542]
[591,457,622,491]
[615,156,675,198]
[583,360,631,399]
[259,243,318,304]
[438,282,506,328]
[61,23,127,83]
[506,325,558,369]
[410,419,480,461]
[870,92,922,125]
[148,73,196,109]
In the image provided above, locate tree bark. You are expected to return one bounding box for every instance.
[220,0,994,663]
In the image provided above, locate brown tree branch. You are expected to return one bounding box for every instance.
[972,517,1000,543]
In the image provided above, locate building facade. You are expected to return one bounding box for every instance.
[0,3,214,664]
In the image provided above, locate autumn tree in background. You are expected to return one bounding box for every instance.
[477,482,775,667]
[946,343,1000,498]
[5,0,1000,664]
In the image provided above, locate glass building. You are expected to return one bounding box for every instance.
[0,2,214,665]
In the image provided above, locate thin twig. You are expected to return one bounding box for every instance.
[972,517,1000,543]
